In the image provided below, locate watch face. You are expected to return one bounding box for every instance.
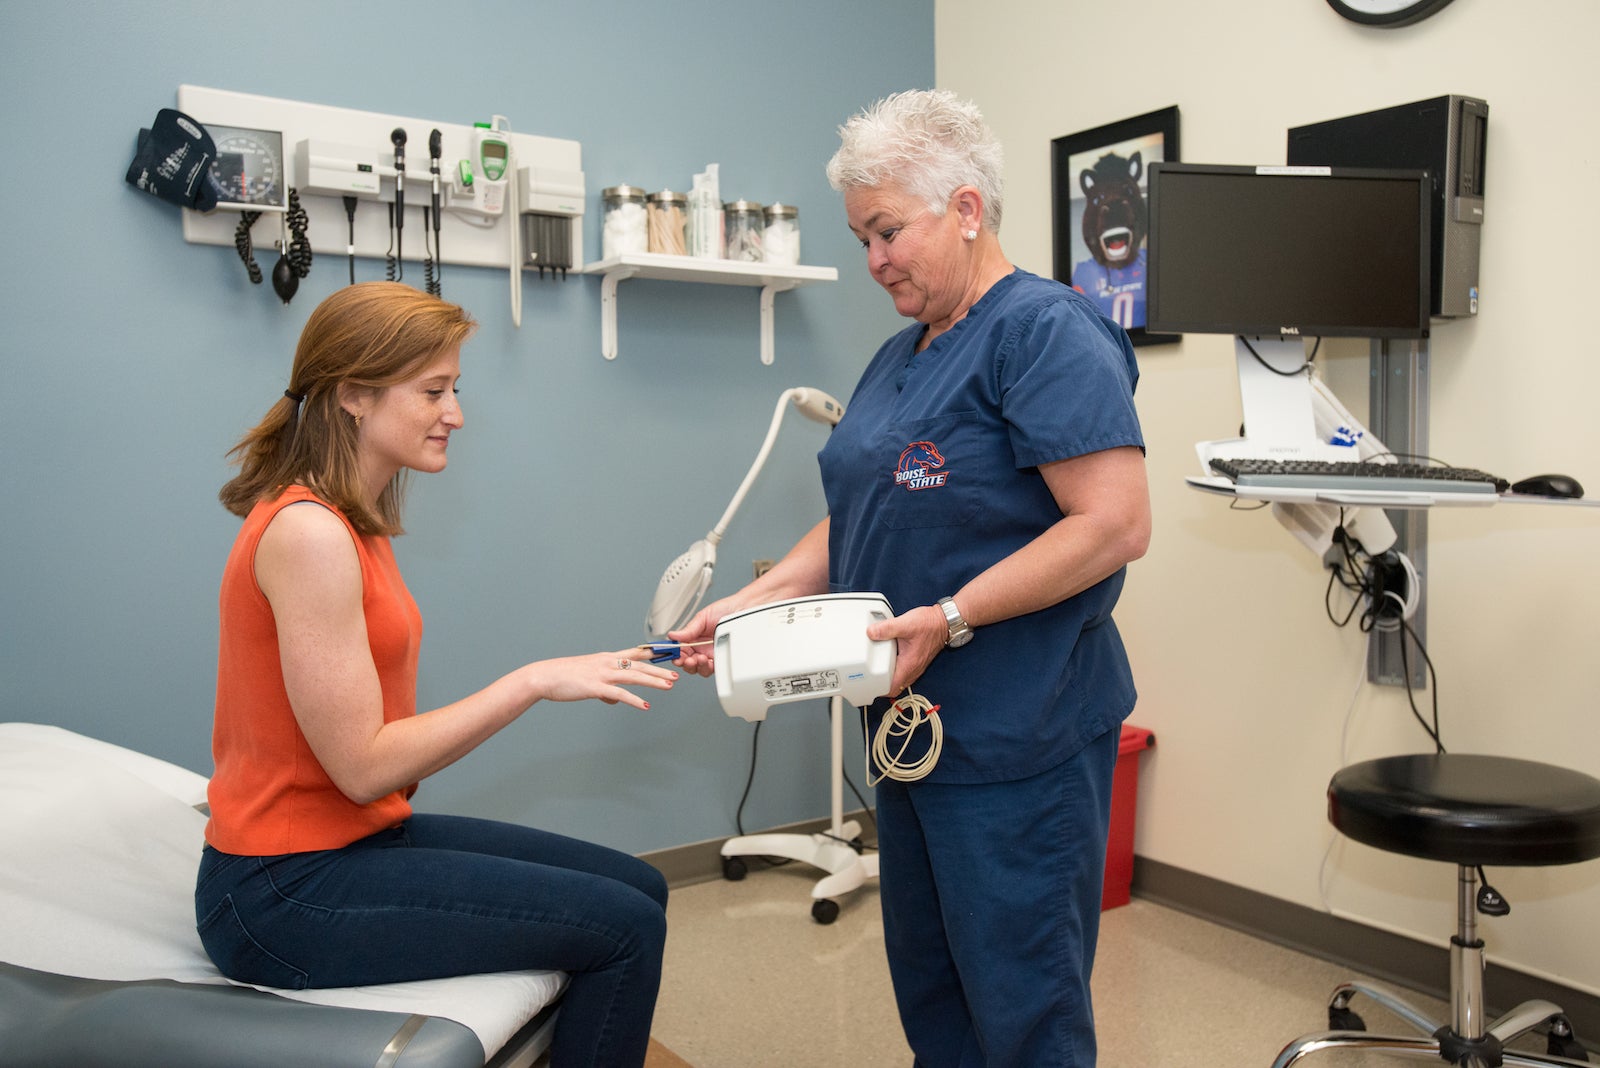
[206,125,285,208]
[1326,0,1456,25]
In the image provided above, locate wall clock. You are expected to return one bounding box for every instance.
[1326,0,1456,26]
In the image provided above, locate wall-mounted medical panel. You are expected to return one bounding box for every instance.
[175,85,583,278]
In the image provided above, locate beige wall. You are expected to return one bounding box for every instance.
[938,0,1600,994]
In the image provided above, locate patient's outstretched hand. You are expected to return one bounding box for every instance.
[527,649,677,709]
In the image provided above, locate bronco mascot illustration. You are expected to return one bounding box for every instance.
[1071,150,1149,332]
[896,440,949,491]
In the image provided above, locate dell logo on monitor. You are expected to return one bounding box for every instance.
[1279,326,1302,336]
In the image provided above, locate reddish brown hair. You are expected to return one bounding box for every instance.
[219,282,477,534]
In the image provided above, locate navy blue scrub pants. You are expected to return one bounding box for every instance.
[875,723,1119,1067]
[195,813,668,1068]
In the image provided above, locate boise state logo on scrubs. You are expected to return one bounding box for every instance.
[895,440,949,491]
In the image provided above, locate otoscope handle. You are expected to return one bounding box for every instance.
[427,129,443,219]
[391,128,407,226]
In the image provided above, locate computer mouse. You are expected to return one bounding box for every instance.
[1510,473,1585,499]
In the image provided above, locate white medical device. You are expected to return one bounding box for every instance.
[712,593,896,722]
[645,387,845,636]
[451,122,509,216]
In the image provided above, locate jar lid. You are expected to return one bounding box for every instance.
[647,190,688,204]
[602,185,648,199]
[764,202,798,219]
[722,199,764,213]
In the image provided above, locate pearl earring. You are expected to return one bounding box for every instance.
[964,230,978,241]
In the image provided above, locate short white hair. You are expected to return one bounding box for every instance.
[825,88,1005,232]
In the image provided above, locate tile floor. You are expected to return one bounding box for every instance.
[647,861,1566,1067]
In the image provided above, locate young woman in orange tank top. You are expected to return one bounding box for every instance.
[197,282,673,1068]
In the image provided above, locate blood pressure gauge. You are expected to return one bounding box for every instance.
[206,125,286,209]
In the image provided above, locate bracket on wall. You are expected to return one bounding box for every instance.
[582,253,836,364]
[1368,338,1429,688]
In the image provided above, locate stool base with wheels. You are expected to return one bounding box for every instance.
[1272,753,1600,1067]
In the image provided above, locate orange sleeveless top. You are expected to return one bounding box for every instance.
[205,486,421,855]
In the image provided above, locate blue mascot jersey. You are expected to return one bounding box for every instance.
[820,269,1144,783]
[1071,247,1148,332]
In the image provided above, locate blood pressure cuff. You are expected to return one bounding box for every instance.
[125,108,219,211]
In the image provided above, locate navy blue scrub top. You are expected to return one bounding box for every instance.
[820,268,1145,784]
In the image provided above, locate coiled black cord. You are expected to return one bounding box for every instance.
[385,203,398,282]
[423,206,438,296]
[285,189,312,280]
[234,211,263,284]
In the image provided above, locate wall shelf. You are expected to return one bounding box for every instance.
[581,253,837,363]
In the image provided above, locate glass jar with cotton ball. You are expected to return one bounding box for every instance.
[762,202,800,266]
[601,185,648,260]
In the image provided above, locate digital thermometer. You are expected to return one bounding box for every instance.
[473,123,509,181]
[458,123,508,215]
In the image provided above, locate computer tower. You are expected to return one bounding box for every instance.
[1288,95,1487,319]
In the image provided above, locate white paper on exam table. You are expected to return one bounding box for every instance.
[0,723,563,1060]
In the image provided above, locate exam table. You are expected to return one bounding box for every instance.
[0,723,564,1068]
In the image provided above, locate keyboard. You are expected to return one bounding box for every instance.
[1207,457,1509,495]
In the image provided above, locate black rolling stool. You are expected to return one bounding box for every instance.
[1272,753,1600,1067]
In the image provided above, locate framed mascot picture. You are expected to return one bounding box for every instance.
[1051,106,1180,347]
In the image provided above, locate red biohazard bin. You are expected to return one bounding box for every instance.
[1102,724,1155,910]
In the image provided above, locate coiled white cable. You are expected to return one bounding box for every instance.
[1372,550,1421,631]
[867,690,943,785]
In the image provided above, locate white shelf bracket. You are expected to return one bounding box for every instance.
[759,280,800,366]
[599,266,640,360]
[582,254,835,363]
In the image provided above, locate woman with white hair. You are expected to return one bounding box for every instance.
[673,89,1150,1065]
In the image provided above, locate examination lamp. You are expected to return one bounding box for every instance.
[645,387,845,636]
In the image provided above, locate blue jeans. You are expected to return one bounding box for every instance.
[875,724,1119,1067]
[195,814,667,1068]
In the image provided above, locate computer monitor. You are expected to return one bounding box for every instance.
[1145,163,1431,340]
[1149,163,1425,560]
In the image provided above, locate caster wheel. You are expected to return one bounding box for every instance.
[721,856,747,882]
[1547,1015,1589,1061]
[1549,1036,1590,1062]
[1329,1007,1366,1031]
[811,898,840,925]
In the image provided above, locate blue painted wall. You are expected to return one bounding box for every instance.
[0,0,932,854]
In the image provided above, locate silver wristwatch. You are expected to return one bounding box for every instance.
[937,597,974,648]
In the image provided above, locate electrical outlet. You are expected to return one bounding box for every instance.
[752,559,775,580]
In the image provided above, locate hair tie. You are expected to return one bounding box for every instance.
[284,389,306,405]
